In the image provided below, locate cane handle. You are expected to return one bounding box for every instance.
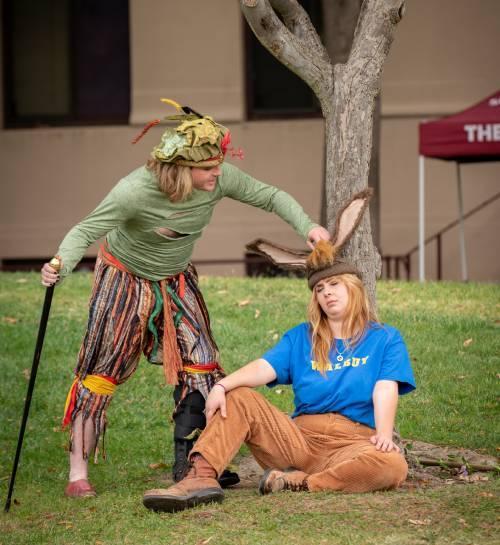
[49,256,62,273]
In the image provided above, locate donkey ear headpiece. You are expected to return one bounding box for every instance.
[246,188,373,289]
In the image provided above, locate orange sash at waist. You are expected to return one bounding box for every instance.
[99,243,131,273]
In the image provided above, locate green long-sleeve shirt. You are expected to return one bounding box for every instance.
[57,162,317,280]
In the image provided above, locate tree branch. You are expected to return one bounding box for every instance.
[241,0,333,106]
[270,0,329,62]
[347,0,405,97]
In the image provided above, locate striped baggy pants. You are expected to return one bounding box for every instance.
[63,252,223,459]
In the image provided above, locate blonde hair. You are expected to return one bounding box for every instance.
[307,274,378,374]
[146,158,193,202]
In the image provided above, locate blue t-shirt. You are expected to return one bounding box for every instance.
[262,322,416,429]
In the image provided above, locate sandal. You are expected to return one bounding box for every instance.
[64,479,97,498]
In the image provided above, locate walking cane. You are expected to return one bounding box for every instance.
[4,257,61,512]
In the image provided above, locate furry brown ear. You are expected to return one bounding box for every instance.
[246,188,373,272]
[245,239,308,271]
[332,188,373,251]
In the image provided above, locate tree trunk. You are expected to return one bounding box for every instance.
[320,0,381,250]
[369,95,381,247]
[320,0,363,228]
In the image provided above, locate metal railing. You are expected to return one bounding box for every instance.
[382,190,500,280]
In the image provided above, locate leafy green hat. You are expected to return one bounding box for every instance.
[133,99,239,168]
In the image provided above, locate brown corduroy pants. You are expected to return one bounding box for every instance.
[193,387,408,493]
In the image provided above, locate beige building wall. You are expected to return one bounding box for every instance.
[0,0,499,281]
[130,0,245,123]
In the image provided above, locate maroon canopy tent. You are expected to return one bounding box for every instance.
[418,90,500,281]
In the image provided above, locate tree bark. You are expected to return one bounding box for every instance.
[321,0,381,248]
[241,0,404,304]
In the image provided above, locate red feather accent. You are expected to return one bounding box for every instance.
[131,119,161,144]
[221,130,244,160]
[221,131,232,154]
[230,147,244,160]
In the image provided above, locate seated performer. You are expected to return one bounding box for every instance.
[40,99,330,497]
[142,193,416,512]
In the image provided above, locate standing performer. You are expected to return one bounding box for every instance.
[40,99,330,497]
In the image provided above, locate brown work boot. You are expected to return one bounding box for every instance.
[259,468,309,495]
[143,454,223,512]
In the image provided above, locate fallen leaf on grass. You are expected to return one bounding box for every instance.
[148,462,168,470]
[479,492,494,497]
[57,521,73,528]
[22,369,31,380]
[2,316,18,324]
[197,537,214,545]
[216,290,228,295]
[459,473,489,483]
[194,512,215,519]
[95,541,105,545]
[238,299,250,307]
[408,519,431,526]
[463,338,473,347]
[16,278,28,283]
[272,333,279,341]
[254,309,261,319]
[275,389,283,395]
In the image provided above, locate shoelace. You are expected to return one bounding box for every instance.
[286,478,309,492]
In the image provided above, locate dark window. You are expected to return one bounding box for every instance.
[245,0,323,119]
[2,0,130,128]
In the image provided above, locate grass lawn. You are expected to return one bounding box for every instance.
[0,273,498,545]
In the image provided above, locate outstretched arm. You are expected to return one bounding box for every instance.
[220,163,330,246]
[370,380,400,453]
[205,358,277,422]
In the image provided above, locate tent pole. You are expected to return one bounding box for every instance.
[456,162,468,282]
[419,155,425,282]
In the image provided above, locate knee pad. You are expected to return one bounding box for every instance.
[173,387,206,440]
